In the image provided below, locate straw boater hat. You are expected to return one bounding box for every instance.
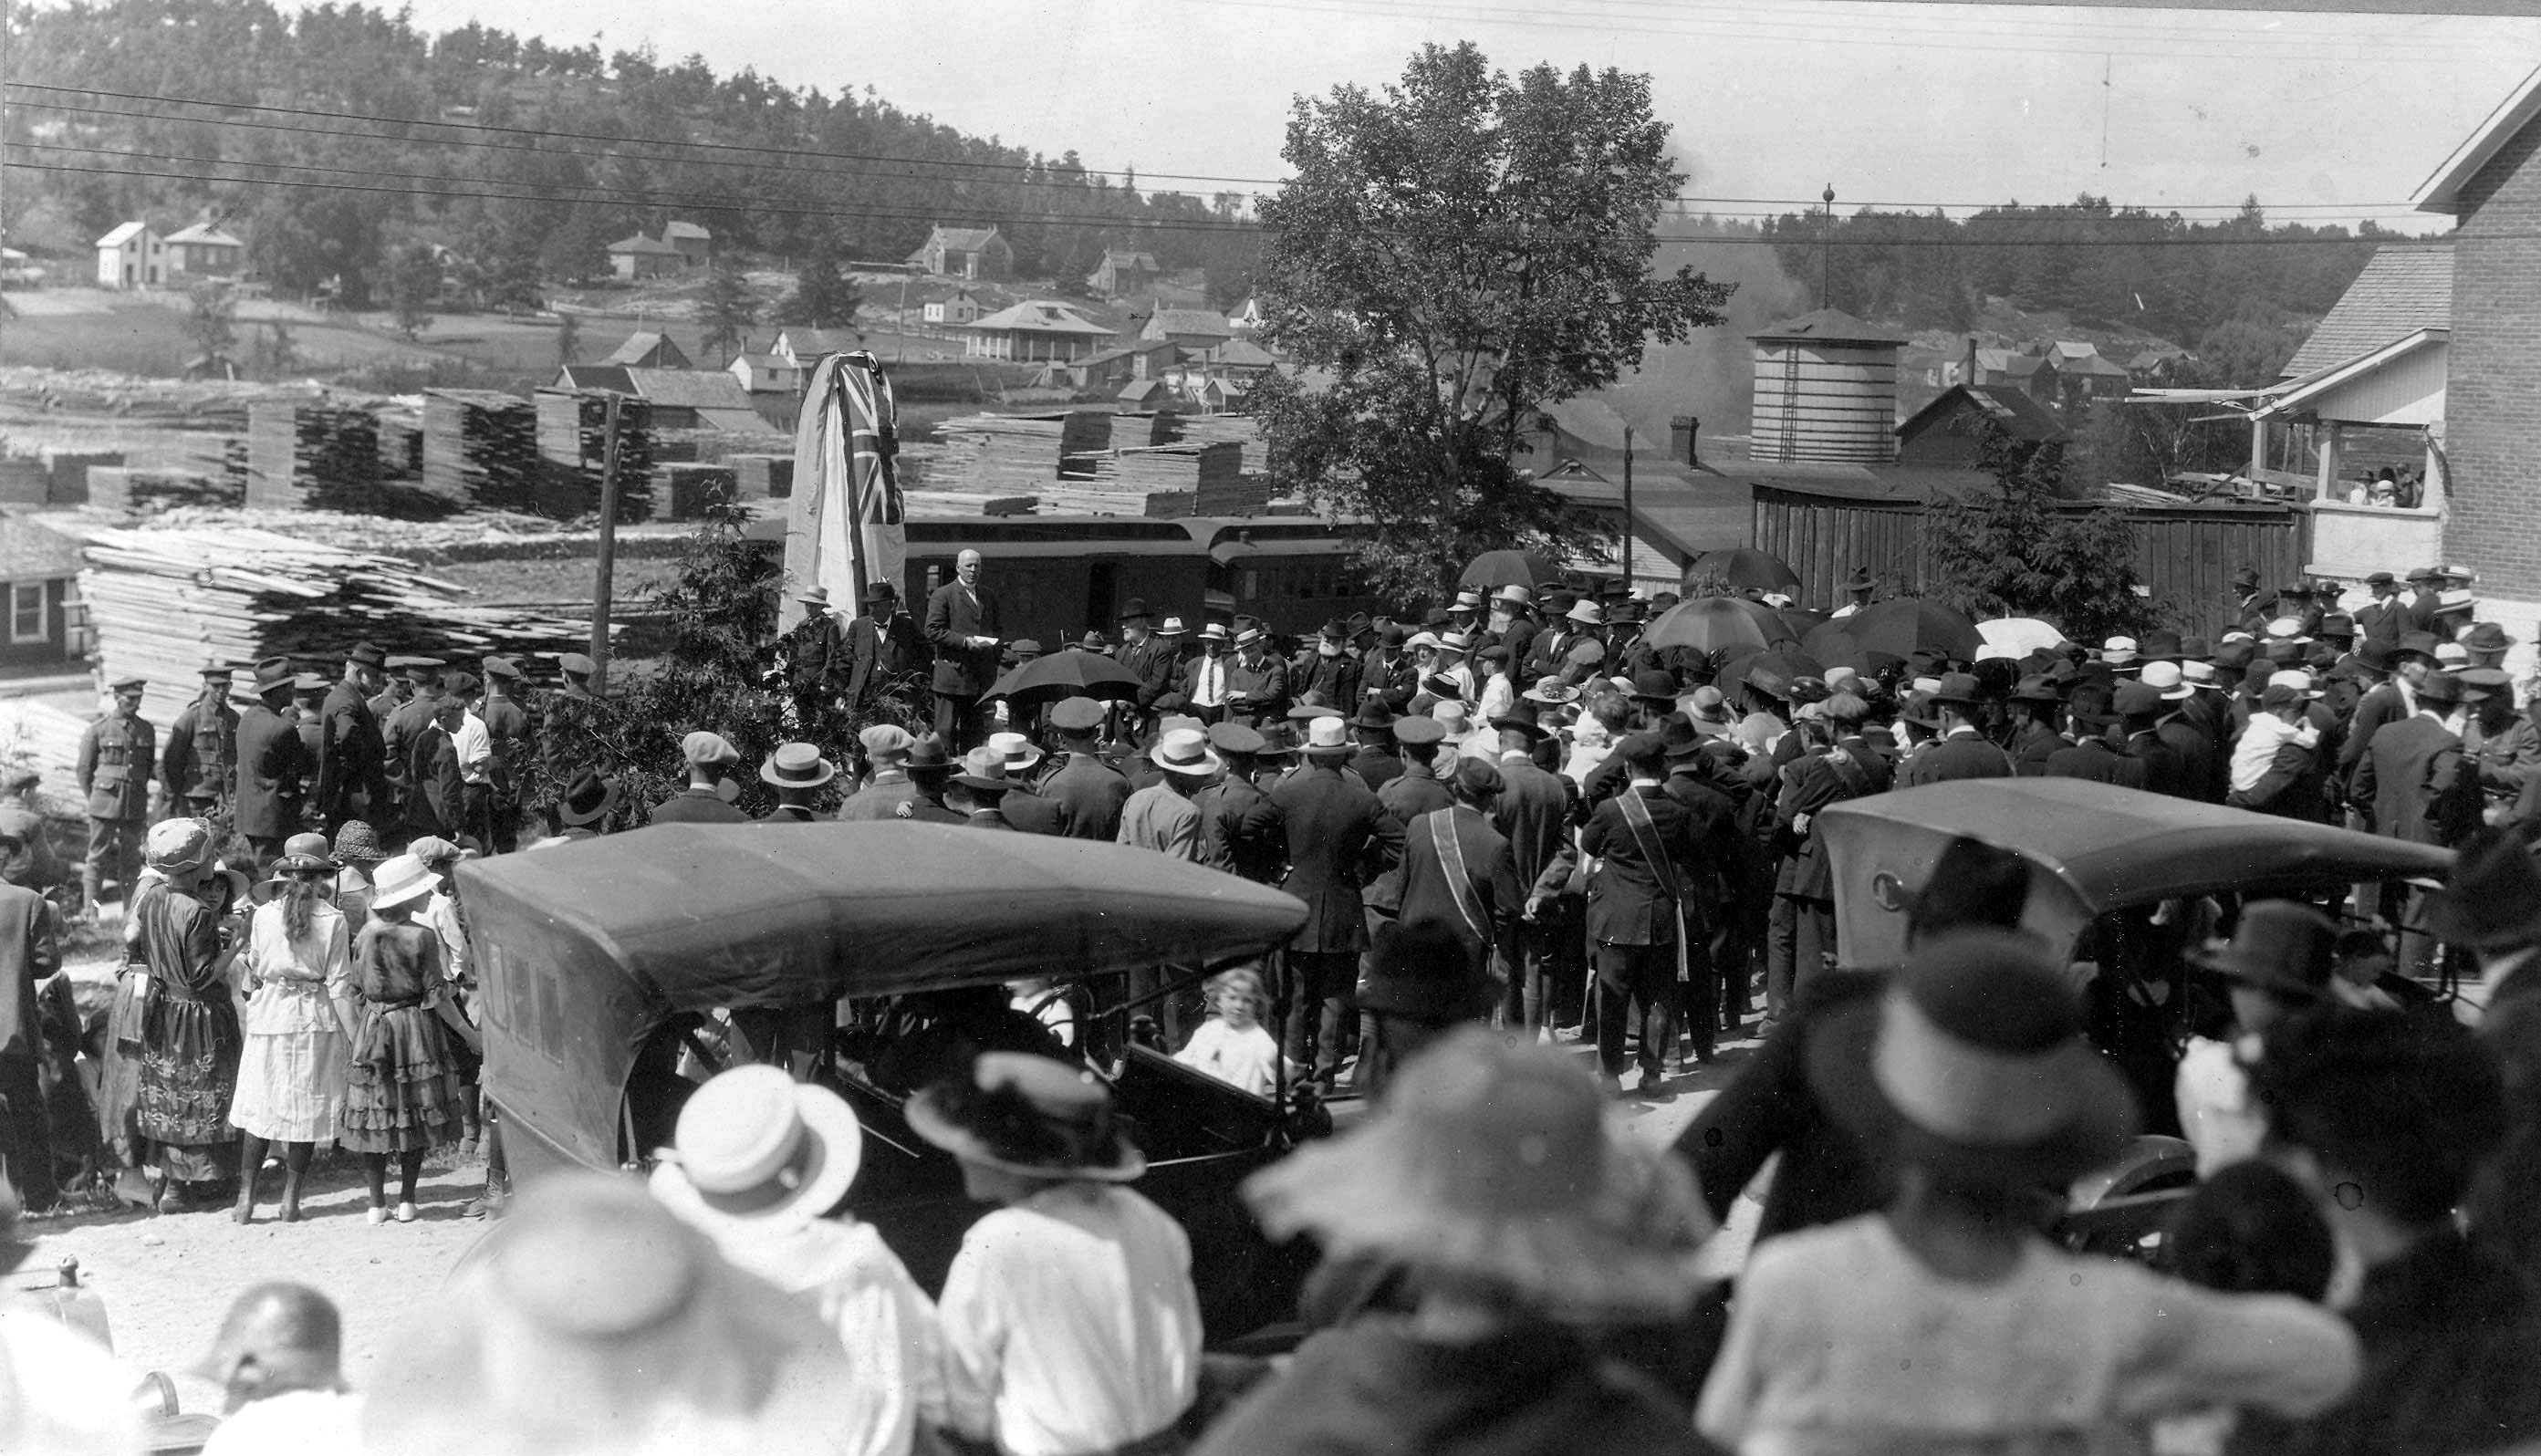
[758,743,837,791]
[370,854,438,912]
[906,1053,1145,1182]
[2098,637,2140,669]
[1157,616,1189,638]
[1240,1028,1715,1325]
[986,731,1043,773]
[652,1065,864,1232]
[1151,727,1224,778]
[951,749,1013,796]
[1809,928,2137,1190]
[1301,718,1354,758]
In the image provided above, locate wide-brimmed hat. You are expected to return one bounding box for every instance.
[859,581,897,607]
[1929,671,1985,707]
[2138,661,2194,701]
[1489,701,1548,742]
[1524,681,1580,707]
[1252,722,1297,760]
[1240,1028,1714,1324]
[1232,627,1265,650]
[370,854,438,911]
[1843,567,1876,593]
[657,1065,863,1230]
[2140,629,2184,662]
[252,655,297,696]
[1156,616,1188,637]
[1629,670,1679,704]
[951,748,1013,796]
[1493,584,1534,610]
[346,641,387,669]
[987,731,1044,772]
[1566,599,1605,627]
[758,743,837,790]
[1809,927,2139,1190]
[552,771,622,828]
[2192,900,2336,1000]
[1193,622,1228,644]
[906,1053,1144,1181]
[1151,727,1224,777]
[2418,670,2463,705]
[1351,701,1397,733]
[253,832,340,902]
[796,586,831,608]
[2424,828,2541,951]
[332,820,391,865]
[1118,598,1155,625]
[904,737,953,776]
[2463,621,2515,653]
[145,817,213,873]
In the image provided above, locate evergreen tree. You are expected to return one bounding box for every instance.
[783,244,861,328]
[386,242,441,339]
[700,256,761,362]
[1924,419,2162,643]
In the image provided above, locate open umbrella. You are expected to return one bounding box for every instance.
[1459,550,1559,592]
[1818,598,1982,662]
[986,650,1144,706]
[1773,607,1830,645]
[1717,647,1825,704]
[1642,596,1787,657]
[1797,626,1906,677]
[1683,549,1801,596]
[1976,617,2067,655]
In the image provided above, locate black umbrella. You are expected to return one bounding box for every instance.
[1642,597,1786,656]
[986,650,1144,706]
[1459,549,1560,592]
[1683,548,1802,596]
[1823,598,1983,662]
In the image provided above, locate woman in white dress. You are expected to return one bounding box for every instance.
[230,833,359,1224]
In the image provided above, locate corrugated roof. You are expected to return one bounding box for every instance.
[970,301,1116,337]
[608,234,682,255]
[96,222,150,247]
[2280,242,2453,380]
[0,515,87,580]
[1150,309,1233,338]
[1750,307,1909,346]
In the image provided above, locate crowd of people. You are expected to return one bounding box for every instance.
[4,547,2540,1453]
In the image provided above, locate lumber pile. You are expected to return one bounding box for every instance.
[0,455,45,506]
[531,390,657,522]
[727,454,793,499]
[653,463,737,520]
[87,468,243,514]
[1109,442,1243,496]
[245,404,386,513]
[422,390,540,513]
[933,411,1116,492]
[1160,413,1265,471]
[78,525,607,724]
[377,421,423,480]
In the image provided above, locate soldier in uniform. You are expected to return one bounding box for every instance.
[76,676,154,913]
[234,657,309,868]
[784,585,844,729]
[2460,668,2541,837]
[538,651,607,816]
[316,641,390,837]
[375,655,446,841]
[479,657,533,854]
[160,664,239,827]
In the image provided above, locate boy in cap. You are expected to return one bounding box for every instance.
[650,733,752,825]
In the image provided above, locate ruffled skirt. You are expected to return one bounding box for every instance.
[342,1003,463,1154]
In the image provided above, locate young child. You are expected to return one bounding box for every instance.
[1173,966,1283,1097]
[341,854,475,1225]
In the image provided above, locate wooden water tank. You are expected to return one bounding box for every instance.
[1750,308,1906,464]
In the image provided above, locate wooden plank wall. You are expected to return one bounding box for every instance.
[1752,485,2310,639]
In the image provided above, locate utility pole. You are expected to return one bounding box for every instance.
[1821,183,1837,310]
[1622,424,1635,596]
[589,393,623,692]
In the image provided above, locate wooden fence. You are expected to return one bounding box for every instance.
[1751,484,2312,640]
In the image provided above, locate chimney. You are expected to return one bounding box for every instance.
[1963,335,1979,388]
[1670,414,1700,467]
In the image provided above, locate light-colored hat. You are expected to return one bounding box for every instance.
[659,1065,863,1230]
[1566,599,1605,626]
[2138,660,2193,701]
[681,731,741,769]
[1195,622,1230,644]
[1233,627,1265,650]
[858,724,914,763]
[1439,630,1473,653]
[1433,701,1472,734]
[987,731,1044,771]
[1151,727,1224,777]
[145,817,212,873]
[2181,660,2220,688]
[1493,584,1534,608]
[370,854,437,911]
[2265,615,2305,640]
[1157,616,1188,636]
[2100,636,2140,666]
[1301,717,1352,756]
[1404,631,1442,654]
[759,743,837,789]
[2435,642,2470,668]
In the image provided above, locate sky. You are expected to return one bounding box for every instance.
[287,0,2541,233]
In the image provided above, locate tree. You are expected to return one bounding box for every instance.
[1251,44,1734,601]
[783,243,861,328]
[257,320,299,377]
[181,282,237,363]
[1925,419,2163,644]
[555,311,583,369]
[700,256,760,361]
[386,243,441,339]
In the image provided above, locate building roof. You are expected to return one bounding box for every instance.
[2279,242,2454,380]
[1896,384,2072,446]
[608,234,683,256]
[163,222,245,248]
[557,364,635,392]
[1217,338,1280,369]
[2127,347,2188,371]
[662,221,712,242]
[1149,308,1234,339]
[621,368,758,411]
[922,226,1005,253]
[95,222,151,247]
[2257,328,2449,425]
[732,352,794,371]
[969,301,1117,337]
[0,515,88,580]
[1749,307,1909,347]
[1069,345,1141,369]
[2056,351,2134,380]
[1975,349,2052,380]
[778,328,861,356]
[602,330,691,368]
[1097,249,1160,269]
[2415,63,2541,215]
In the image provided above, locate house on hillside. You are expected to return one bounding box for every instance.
[162,222,245,280]
[923,292,982,327]
[0,516,89,666]
[772,328,861,367]
[963,300,1117,362]
[608,233,687,281]
[1214,337,1280,379]
[728,351,803,395]
[95,223,164,290]
[1895,384,2070,468]
[1088,249,1162,297]
[1228,297,1268,333]
[602,330,693,369]
[2128,345,2192,382]
[2050,342,2134,408]
[1973,348,2057,408]
[907,225,1012,281]
[1142,308,1235,359]
[662,221,713,268]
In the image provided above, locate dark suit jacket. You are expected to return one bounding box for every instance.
[1119,637,1181,712]
[1038,754,1131,840]
[233,703,307,838]
[1491,754,1573,891]
[1773,746,1888,900]
[162,697,238,801]
[380,692,443,797]
[1193,775,1287,882]
[2339,682,2407,793]
[1000,787,1066,836]
[1348,745,1405,796]
[2156,717,2219,805]
[2125,732,2191,798]
[1580,783,1698,945]
[406,723,460,838]
[922,581,1002,696]
[1293,653,1359,712]
[2352,598,2407,645]
[1223,653,1289,727]
[2044,736,2150,789]
[1270,764,1402,953]
[1899,731,2014,788]
[1677,969,1888,1242]
[1378,764,1454,827]
[2355,714,2477,846]
[651,786,752,825]
[1395,804,1523,972]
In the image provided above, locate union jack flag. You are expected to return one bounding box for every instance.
[783,350,907,626]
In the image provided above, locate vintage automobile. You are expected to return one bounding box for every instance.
[1819,777,2456,1250]
[456,824,1316,1341]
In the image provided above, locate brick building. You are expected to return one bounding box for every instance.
[2416,64,2541,660]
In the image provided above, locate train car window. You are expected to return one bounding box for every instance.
[922,562,944,597]
[1086,562,1117,630]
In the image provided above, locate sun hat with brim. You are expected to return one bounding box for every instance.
[2190,900,2337,1000]
[370,854,438,911]
[906,1053,1145,1182]
[759,743,838,790]
[952,749,1014,795]
[203,860,254,910]
[1151,727,1224,777]
[552,772,622,828]
[987,732,1044,772]
[656,1065,863,1231]
[252,833,341,902]
[1240,1028,1714,1325]
[1809,927,2139,1191]
[145,817,213,874]
[2138,661,2194,702]
[2423,828,2541,951]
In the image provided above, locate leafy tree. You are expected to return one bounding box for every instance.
[555,311,582,369]
[699,256,761,362]
[181,282,237,363]
[258,320,299,377]
[1925,419,2163,643]
[783,243,861,328]
[1251,43,1734,601]
[386,242,441,339]
[248,190,383,305]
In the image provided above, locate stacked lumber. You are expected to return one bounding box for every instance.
[377,422,423,480]
[653,463,737,521]
[1161,413,1265,471]
[86,468,244,514]
[78,525,606,724]
[531,390,656,523]
[216,441,248,500]
[422,390,540,512]
[1110,442,1244,496]
[932,411,1114,492]
[727,454,793,499]
[245,404,384,513]
[46,450,121,505]
[0,455,46,506]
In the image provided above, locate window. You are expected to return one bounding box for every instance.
[9,584,44,644]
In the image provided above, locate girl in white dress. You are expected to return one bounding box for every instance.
[229,834,359,1224]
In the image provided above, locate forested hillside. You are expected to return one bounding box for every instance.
[1,0,1262,306]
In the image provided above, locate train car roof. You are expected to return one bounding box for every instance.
[745,510,1369,559]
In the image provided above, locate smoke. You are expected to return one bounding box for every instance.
[1602,214,1811,449]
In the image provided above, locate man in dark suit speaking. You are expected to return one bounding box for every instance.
[923,548,1002,750]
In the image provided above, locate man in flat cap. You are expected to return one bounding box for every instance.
[78,675,157,914]
[837,724,918,822]
[651,732,752,825]
[2352,572,2406,647]
[162,663,240,827]
[317,642,390,839]
[234,657,309,868]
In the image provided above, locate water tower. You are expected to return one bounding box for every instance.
[1749,308,1907,464]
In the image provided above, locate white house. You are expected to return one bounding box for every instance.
[728,351,804,395]
[95,223,165,289]
[923,292,982,327]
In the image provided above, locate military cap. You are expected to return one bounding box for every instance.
[198,663,235,681]
[109,675,145,692]
[557,652,597,677]
[1392,716,1447,747]
[1207,723,1266,757]
[385,654,445,672]
[482,656,522,681]
[1047,698,1108,733]
[2460,667,2515,701]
